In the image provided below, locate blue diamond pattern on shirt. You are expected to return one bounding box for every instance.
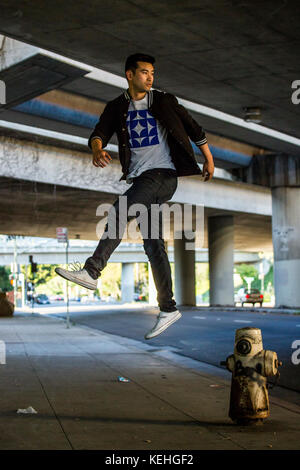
[127,108,159,148]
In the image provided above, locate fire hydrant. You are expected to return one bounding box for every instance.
[221,327,282,425]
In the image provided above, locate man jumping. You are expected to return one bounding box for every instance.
[55,53,214,340]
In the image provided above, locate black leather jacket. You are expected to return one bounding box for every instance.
[88,89,207,181]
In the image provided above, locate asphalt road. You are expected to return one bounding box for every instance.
[45,303,300,397]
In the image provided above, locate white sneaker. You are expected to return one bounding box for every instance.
[55,264,98,290]
[144,310,182,340]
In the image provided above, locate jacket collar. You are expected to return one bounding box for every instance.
[123,89,153,107]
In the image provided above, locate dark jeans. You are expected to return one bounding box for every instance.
[84,168,178,312]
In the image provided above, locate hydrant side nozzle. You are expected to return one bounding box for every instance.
[220,355,235,372]
[264,350,280,377]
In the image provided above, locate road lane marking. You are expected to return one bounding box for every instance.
[234,320,253,324]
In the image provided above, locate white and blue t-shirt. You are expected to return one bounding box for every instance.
[126,94,176,183]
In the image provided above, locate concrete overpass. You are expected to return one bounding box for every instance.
[0,127,273,308]
[0,236,269,306]
[0,2,299,308]
[0,236,265,266]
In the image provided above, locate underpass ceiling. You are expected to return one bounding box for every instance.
[0,0,299,155]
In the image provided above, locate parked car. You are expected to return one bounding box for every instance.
[133,292,147,302]
[49,295,64,301]
[35,294,50,305]
[235,288,263,307]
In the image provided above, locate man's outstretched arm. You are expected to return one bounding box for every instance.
[167,94,214,181]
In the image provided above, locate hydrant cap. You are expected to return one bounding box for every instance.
[234,327,263,357]
[235,327,262,343]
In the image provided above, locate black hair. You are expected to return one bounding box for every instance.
[125,53,155,74]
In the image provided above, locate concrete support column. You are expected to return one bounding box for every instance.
[208,215,234,306]
[121,262,135,303]
[272,186,300,308]
[174,234,196,306]
[244,153,300,308]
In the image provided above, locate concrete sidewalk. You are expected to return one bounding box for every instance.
[0,311,299,450]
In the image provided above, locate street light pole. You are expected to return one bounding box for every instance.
[56,227,70,329]
[13,236,17,306]
[66,239,70,329]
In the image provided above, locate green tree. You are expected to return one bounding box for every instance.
[135,262,149,300]
[264,264,273,290]
[100,263,122,300]
[196,263,210,302]
[21,264,64,296]
[235,264,259,289]
[0,266,13,292]
[28,264,58,287]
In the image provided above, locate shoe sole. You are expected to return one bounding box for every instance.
[145,312,182,340]
[55,268,97,290]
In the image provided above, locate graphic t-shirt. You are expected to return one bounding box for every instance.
[126,94,176,183]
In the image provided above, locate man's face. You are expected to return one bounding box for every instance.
[126,61,154,92]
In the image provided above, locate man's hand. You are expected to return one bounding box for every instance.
[91,137,112,168]
[202,160,214,181]
[93,150,112,168]
[197,143,214,182]
[92,149,112,168]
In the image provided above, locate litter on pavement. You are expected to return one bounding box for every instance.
[17,406,38,414]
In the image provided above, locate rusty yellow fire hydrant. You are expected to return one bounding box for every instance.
[221,327,282,425]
